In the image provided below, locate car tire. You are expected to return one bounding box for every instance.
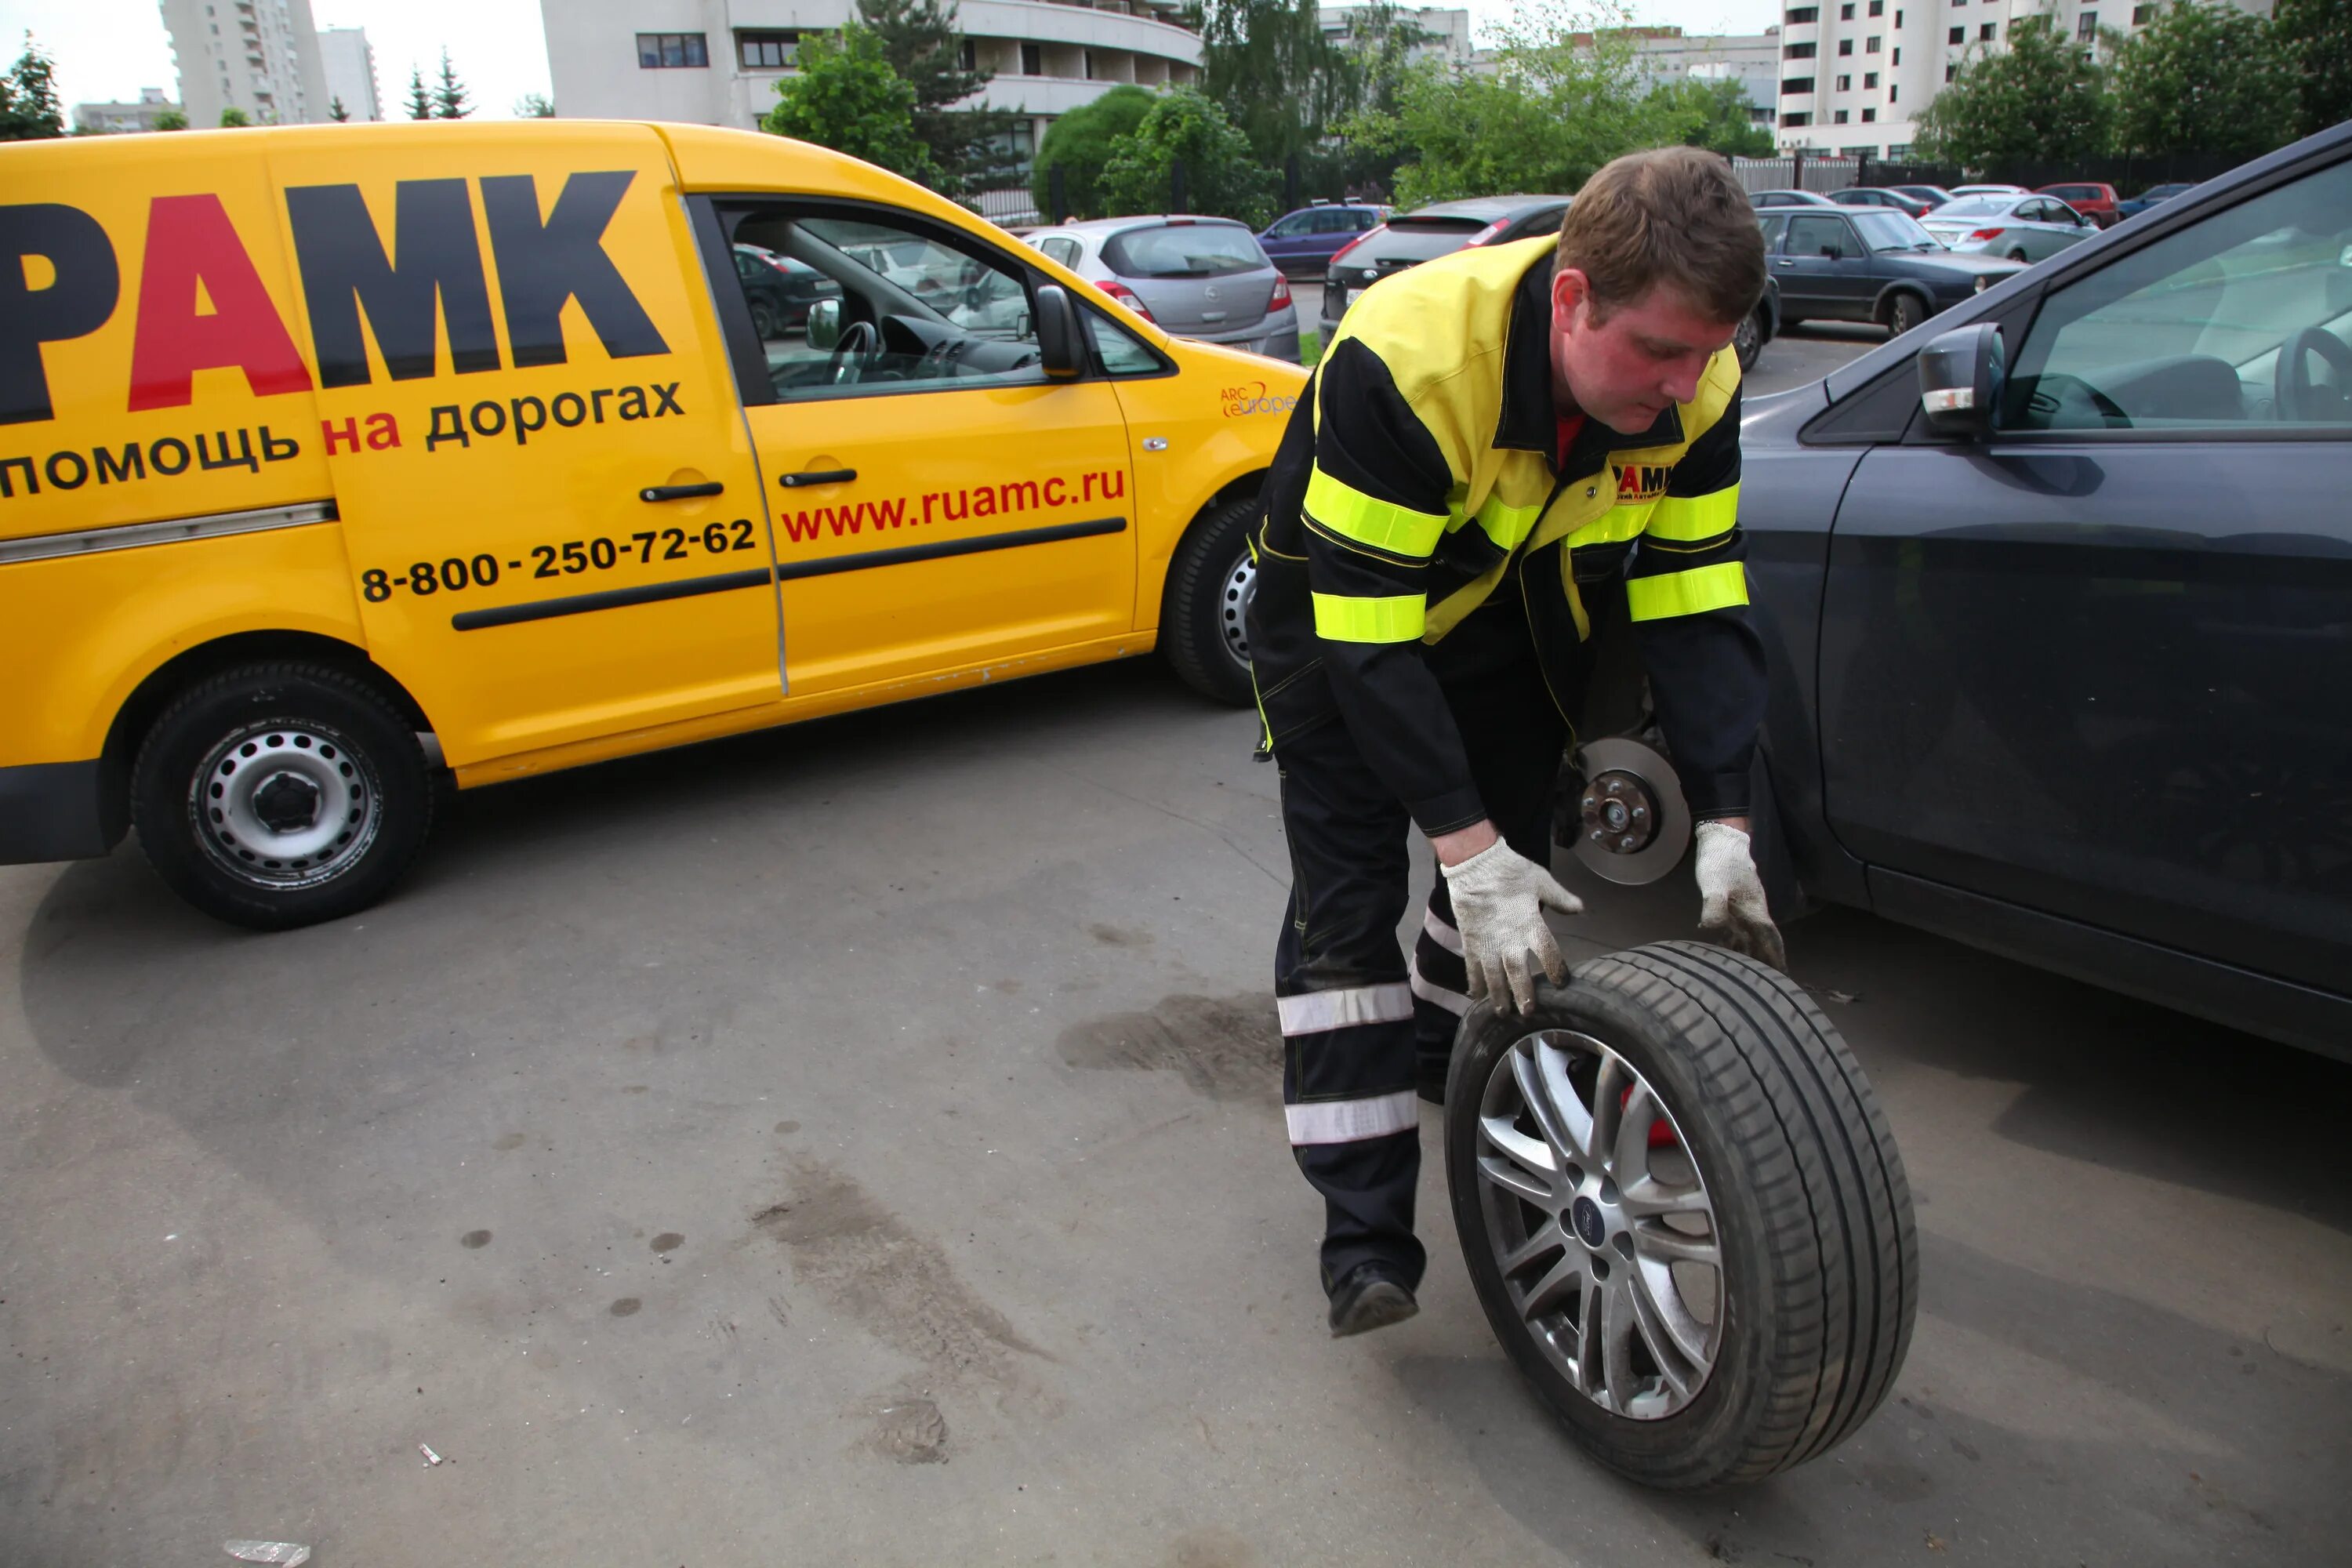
[132,661,435,930]
[1734,305,1765,372]
[750,299,779,339]
[1885,292,1927,336]
[1160,492,1262,707]
[1445,942,1918,1490]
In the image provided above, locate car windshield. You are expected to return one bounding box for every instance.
[1101,223,1265,278]
[1933,197,2014,219]
[1853,210,1940,252]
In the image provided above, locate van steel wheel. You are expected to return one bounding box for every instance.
[1160,493,1261,706]
[1446,943,1917,1490]
[132,662,434,930]
[1734,307,1763,372]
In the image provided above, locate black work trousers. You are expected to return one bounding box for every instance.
[1272,629,1572,1293]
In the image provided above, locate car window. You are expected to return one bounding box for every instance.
[1789,214,1853,256]
[1084,307,1164,377]
[1998,156,2352,433]
[1852,209,1936,252]
[1102,222,1264,278]
[1267,212,1309,238]
[1757,212,1791,250]
[1935,197,2006,220]
[1039,235,1081,269]
[1515,206,1567,238]
[720,205,1052,405]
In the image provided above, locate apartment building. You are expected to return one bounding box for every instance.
[317,25,383,121]
[161,0,332,126]
[72,87,183,134]
[540,0,1205,167]
[1775,0,2268,158]
[1316,5,1475,65]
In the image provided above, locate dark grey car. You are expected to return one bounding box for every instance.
[1319,195,1572,336]
[1684,122,2352,1057]
[1763,207,2024,336]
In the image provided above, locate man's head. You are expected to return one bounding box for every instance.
[1549,147,1767,434]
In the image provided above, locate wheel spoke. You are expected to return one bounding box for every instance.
[1612,1081,1662,1178]
[1596,1275,1642,1413]
[1498,1219,1568,1278]
[1625,1261,1708,1394]
[1518,1250,1586,1323]
[1479,1112,1559,1186]
[1631,1221,1719,1270]
[1588,1051,1627,1170]
[1477,1152,1552,1208]
[1620,1177,1709,1218]
[1514,1042,1592,1163]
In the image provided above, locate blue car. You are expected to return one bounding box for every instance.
[1256,201,1389,278]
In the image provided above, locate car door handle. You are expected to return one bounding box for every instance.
[780,468,858,488]
[639,481,724,502]
[1775,258,1796,267]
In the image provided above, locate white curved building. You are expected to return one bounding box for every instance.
[540,0,1203,164]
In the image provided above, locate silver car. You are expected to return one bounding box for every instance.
[1023,216,1301,362]
[1921,194,2100,262]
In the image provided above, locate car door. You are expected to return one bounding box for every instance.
[1817,151,2352,995]
[700,198,1135,699]
[277,124,782,767]
[1260,211,1312,274]
[1780,213,1874,319]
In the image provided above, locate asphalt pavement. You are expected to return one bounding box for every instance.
[3,324,2347,1567]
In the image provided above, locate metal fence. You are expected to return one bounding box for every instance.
[1730,155,1862,195]
[1734,150,2251,199]
[962,186,1044,228]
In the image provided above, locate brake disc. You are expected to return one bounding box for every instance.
[1569,736,1692,887]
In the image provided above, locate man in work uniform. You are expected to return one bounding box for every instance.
[1244,147,1787,1336]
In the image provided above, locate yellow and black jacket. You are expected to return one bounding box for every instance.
[1246,234,1766,832]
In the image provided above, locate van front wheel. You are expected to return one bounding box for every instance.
[131,662,434,930]
[1160,494,1261,707]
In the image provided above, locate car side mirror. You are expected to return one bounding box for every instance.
[1918,321,2005,438]
[1034,283,1085,379]
[806,299,841,350]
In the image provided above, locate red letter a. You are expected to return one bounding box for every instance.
[127,194,314,412]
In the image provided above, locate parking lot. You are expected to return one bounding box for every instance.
[4,322,2347,1568]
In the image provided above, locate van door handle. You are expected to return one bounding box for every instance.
[639,481,724,502]
[781,468,858,488]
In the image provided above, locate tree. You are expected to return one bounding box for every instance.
[2113,2,2299,158]
[855,0,1022,192]
[1030,82,1155,219]
[1196,0,1358,169]
[2272,0,2352,139]
[405,67,433,121]
[432,49,471,119]
[514,92,556,118]
[1341,5,1681,207]
[763,24,938,185]
[328,95,350,122]
[1648,74,1774,158]
[1913,16,2113,167]
[0,34,65,141]
[1098,85,1277,225]
[153,107,187,131]
[219,106,252,128]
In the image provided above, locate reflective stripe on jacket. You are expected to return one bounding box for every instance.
[1245,235,1766,829]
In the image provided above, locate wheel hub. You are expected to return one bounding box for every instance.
[1474,1028,1722,1419]
[1580,770,1659,855]
[189,721,382,890]
[1569,737,1693,886]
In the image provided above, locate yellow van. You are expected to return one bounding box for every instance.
[0,122,1302,927]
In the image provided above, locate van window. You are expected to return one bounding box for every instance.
[718,206,1053,405]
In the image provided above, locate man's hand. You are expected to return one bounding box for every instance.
[1439,837,1585,1014]
[1693,820,1787,971]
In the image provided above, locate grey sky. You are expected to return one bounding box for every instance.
[5,0,1781,120]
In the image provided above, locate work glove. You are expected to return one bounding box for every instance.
[1693,821,1788,972]
[1442,839,1586,1014]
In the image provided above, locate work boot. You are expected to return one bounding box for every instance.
[1327,1261,1419,1338]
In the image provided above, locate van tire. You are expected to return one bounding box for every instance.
[1444,943,1918,1490]
[1161,493,1261,707]
[131,661,434,930]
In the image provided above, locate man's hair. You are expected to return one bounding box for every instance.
[1555,147,1766,326]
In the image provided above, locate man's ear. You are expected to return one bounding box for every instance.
[1551,266,1592,331]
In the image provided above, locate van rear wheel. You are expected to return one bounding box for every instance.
[1160,493,1261,707]
[131,662,434,930]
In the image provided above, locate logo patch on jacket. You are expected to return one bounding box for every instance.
[1613,463,1672,503]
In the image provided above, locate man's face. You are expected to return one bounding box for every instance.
[1550,268,1740,434]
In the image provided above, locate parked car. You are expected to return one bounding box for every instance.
[1759,206,2024,335]
[1886,183,1957,209]
[1751,188,1838,209]
[1256,201,1388,278]
[1918,193,2099,261]
[1319,194,1572,335]
[1830,187,1936,219]
[2116,180,2198,220]
[2038,180,2123,227]
[1590,118,2352,1057]
[731,242,843,338]
[1021,216,1301,362]
[0,121,1307,927]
